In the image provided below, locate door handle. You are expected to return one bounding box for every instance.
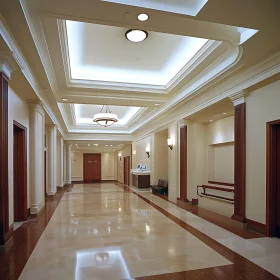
[88,161,92,163]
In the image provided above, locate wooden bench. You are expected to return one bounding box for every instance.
[197,184,234,203]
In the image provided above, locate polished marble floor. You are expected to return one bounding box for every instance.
[12,183,280,279]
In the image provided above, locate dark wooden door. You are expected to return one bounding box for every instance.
[276,125,280,237]
[13,122,27,222]
[124,156,130,186]
[83,154,101,182]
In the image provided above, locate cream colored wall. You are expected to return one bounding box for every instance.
[56,137,61,186]
[154,130,168,183]
[246,80,280,224]
[207,116,234,145]
[214,144,234,183]
[134,134,155,184]
[168,121,179,202]
[117,144,131,183]
[185,117,234,217]
[71,151,116,181]
[186,121,208,200]
[8,87,30,225]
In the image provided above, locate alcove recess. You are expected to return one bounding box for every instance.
[207,141,234,186]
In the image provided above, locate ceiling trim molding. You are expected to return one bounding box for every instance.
[134,51,280,138]
[69,104,76,125]
[64,133,135,141]
[58,20,224,95]
[61,104,149,131]
[130,43,243,133]
[0,11,66,136]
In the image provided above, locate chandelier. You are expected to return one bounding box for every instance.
[93,105,118,127]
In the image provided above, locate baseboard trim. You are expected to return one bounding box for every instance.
[27,208,30,218]
[247,219,266,235]
[231,214,247,223]
[177,197,189,202]
[0,225,13,245]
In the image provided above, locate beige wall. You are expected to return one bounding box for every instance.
[8,87,30,225]
[186,121,208,200]
[56,137,61,186]
[185,116,234,217]
[116,144,132,183]
[71,150,116,181]
[168,121,179,202]
[246,80,280,224]
[207,116,234,145]
[154,130,168,183]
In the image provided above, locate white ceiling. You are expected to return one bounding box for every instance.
[101,0,208,16]
[66,20,208,85]
[74,104,141,126]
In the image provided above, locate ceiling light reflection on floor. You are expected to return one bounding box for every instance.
[75,249,130,279]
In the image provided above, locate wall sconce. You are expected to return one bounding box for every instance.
[133,150,136,155]
[167,139,174,150]
[145,147,150,158]
[118,153,121,161]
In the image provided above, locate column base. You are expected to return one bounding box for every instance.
[231,214,247,223]
[0,225,13,246]
[47,191,55,196]
[177,197,189,202]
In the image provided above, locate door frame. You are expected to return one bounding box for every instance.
[83,153,101,182]
[266,119,280,236]
[13,121,28,222]
[124,156,131,186]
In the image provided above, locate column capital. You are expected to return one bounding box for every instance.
[0,53,17,79]
[45,124,57,130]
[177,119,185,128]
[229,89,249,106]
[27,100,45,114]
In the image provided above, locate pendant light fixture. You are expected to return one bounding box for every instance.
[93,105,118,127]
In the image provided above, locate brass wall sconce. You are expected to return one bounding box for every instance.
[145,147,150,158]
[118,153,121,161]
[167,139,174,150]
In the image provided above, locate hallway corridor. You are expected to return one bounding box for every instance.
[12,183,280,279]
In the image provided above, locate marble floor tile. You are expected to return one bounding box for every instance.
[19,183,231,280]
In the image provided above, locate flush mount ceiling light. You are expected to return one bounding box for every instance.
[93,105,118,127]
[125,29,148,43]
[138,13,149,21]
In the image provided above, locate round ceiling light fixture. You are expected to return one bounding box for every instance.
[125,29,148,43]
[93,105,118,127]
[138,13,149,21]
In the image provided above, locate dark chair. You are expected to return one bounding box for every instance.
[150,179,168,195]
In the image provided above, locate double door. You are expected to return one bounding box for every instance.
[83,154,101,182]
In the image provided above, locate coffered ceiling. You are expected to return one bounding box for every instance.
[0,0,280,143]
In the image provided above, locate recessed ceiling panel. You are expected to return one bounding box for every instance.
[74,104,141,125]
[66,20,208,86]
[100,0,208,16]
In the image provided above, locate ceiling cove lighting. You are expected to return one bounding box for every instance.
[138,13,149,21]
[93,105,118,127]
[125,29,148,43]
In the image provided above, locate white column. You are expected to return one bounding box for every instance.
[66,144,72,184]
[60,138,64,187]
[46,124,57,195]
[28,101,45,214]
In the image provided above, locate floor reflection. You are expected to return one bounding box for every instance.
[75,248,130,280]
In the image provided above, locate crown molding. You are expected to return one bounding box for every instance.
[134,51,280,138]
[229,89,249,106]
[64,133,135,141]
[0,11,66,136]
[130,43,243,133]
[58,20,225,95]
